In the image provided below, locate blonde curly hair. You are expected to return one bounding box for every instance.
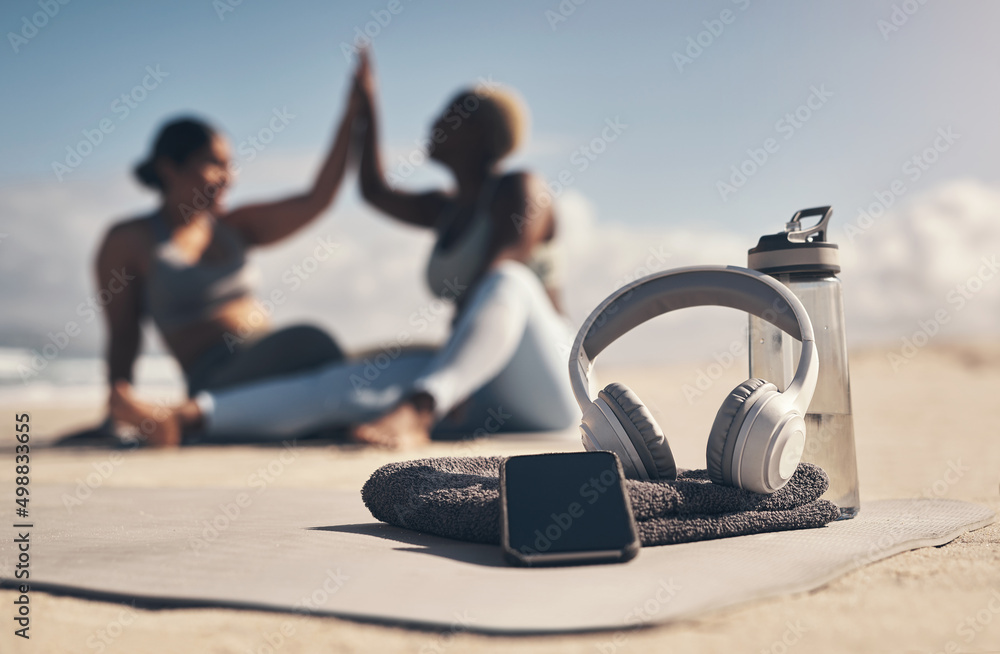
[447,84,529,165]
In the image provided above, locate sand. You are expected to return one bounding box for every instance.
[1,342,998,653]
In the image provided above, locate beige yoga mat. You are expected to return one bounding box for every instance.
[0,484,993,634]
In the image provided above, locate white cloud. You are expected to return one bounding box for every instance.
[1,150,998,380]
[841,179,1000,343]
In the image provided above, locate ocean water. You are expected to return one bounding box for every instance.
[0,347,184,404]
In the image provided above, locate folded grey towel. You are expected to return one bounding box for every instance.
[361,456,841,547]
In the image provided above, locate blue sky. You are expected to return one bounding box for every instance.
[3,0,998,235]
[2,0,1000,371]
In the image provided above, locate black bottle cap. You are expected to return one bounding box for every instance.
[748,206,841,275]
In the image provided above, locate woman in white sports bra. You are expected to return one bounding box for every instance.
[111,51,579,448]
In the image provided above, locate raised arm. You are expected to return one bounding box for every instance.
[223,79,363,246]
[355,50,447,228]
[95,225,145,386]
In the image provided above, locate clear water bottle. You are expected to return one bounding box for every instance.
[747,206,860,519]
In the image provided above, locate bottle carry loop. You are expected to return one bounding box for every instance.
[786,206,833,243]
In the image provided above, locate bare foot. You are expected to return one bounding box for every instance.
[351,397,434,450]
[109,382,182,448]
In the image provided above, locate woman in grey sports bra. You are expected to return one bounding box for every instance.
[98,74,364,443]
[110,51,578,448]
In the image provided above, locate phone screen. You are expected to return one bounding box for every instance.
[501,452,639,563]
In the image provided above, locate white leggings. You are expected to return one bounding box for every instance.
[196,261,580,439]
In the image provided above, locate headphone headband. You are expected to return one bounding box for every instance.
[570,265,818,412]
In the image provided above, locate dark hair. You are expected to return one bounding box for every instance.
[134,117,217,190]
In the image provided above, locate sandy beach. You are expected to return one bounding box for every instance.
[1,342,998,653]
[5,2,1000,652]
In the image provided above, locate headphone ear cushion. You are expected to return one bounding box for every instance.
[706,378,776,486]
[598,383,676,481]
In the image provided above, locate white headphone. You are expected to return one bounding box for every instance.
[569,265,819,494]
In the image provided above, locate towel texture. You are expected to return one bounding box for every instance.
[361,456,841,547]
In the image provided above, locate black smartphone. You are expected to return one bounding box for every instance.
[499,451,640,566]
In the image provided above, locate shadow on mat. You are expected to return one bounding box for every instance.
[46,421,349,449]
[311,523,506,567]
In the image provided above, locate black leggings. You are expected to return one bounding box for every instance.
[185,324,344,397]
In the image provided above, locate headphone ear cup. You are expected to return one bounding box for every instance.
[598,383,676,481]
[706,379,777,486]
